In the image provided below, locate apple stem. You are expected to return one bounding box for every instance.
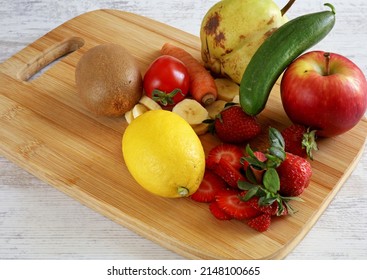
[324,52,331,76]
[281,0,296,16]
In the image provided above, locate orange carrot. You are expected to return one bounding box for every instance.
[161,43,217,105]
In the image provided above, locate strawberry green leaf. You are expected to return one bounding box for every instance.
[244,144,267,169]
[245,157,267,170]
[269,127,285,150]
[264,154,282,168]
[240,186,259,201]
[281,196,304,202]
[269,146,286,161]
[245,144,256,158]
[238,180,258,191]
[302,129,319,160]
[282,200,296,215]
[263,168,280,193]
[245,166,258,184]
[259,196,277,206]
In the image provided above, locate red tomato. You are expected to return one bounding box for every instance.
[143,55,190,108]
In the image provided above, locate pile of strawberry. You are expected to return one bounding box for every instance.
[191,104,318,232]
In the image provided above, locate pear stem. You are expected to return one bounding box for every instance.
[324,52,331,76]
[281,0,296,16]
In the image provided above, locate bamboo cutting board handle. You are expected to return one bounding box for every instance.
[2,36,84,81]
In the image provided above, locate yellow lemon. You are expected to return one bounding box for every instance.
[122,110,205,198]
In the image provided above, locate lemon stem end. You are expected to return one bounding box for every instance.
[178,187,189,197]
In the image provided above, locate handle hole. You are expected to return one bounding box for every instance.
[18,36,85,82]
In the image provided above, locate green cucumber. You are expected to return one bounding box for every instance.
[239,3,336,116]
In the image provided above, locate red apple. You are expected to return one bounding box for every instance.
[280,51,367,137]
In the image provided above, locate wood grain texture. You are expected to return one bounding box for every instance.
[1,0,367,260]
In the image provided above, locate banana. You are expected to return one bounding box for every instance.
[172,99,209,125]
[191,123,209,136]
[139,95,162,110]
[232,94,240,104]
[125,96,162,125]
[215,78,240,102]
[205,100,227,119]
[132,103,149,119]
[124,110,134,124]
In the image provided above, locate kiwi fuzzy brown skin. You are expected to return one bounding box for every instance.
[75,43,143,117]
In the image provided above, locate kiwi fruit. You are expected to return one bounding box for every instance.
[75,43,143,117]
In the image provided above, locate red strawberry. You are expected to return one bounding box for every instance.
[190,169,227,203]
[247,213,272,232]
[206,143,243,170]
[209,201,232,220]
[277,152,312,197]
[216,192,261,220]
[247,197,279,216]
[214,105,262,144]
[214,158,246,188]
[253,151,267,162]
[281,124,318,159]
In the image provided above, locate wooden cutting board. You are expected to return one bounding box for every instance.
[1,9,367,260]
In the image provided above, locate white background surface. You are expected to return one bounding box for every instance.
[1,0,366,259]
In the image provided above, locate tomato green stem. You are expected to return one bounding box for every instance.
[152,88,183,106]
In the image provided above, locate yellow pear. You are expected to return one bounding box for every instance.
[200,0,288,84]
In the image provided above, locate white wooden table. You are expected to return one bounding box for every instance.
[1,0,367,259]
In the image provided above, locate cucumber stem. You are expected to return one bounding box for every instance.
[324,52,331,76]
[281,0,296,16]
[324,3,336,14]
